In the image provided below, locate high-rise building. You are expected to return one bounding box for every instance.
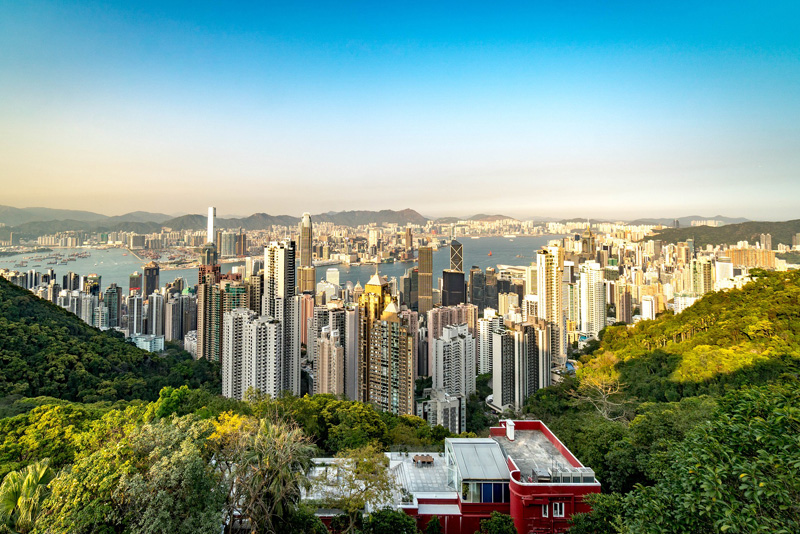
[84,274,101,297]
[344,304,360,401]
[222,308,254,400]
[103,283,122,328]
[200,243,218,266]
[126,295,143,336]
[477,309,504,374]
[165,297,182,341]
[691,258,713,296]
[491,320,551,412]
[358,270,394,403]
[299,213,313,267]
[316,326,345,395]
[616,281,632,324]
[485,267,498,311]
[536,247,565,365]
[450,240,463,272]
[147,292,165,337]
[197,272,222,361]
[641,295,657,321]
[760,233,772,251]
[264,241,300,395]
[418,246,433,315]
[468,266,486,312]
[579,261,606,337]
[442,269,466,306]
[432,323,476,397]
[367,302,414,415]
[129,272,142,296]
[525,264,538,296]
[143,262,159,299]
[207,206,216,244]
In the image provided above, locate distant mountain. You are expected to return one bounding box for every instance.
[630,215,750,227]
[0,206,175,228]
[468,214,517,222]
[646,219,800,247]
[315,208,428,226]
[107,211,173,224]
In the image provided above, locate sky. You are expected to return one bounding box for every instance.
[1,1,799,220]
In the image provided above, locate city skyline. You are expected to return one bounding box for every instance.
[1,2,799,219]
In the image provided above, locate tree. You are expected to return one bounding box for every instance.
[314,443,395,534]
[476,511,516,534]
[0,460,54,534]
[425,515,444,534]
[362,508,419,534]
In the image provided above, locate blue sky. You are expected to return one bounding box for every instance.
[1,1,798,219]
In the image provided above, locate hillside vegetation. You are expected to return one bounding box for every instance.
[0,277,219,404]
[645,219,800,247]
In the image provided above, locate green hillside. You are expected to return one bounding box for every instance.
[0,277,219,404]
[645,219,800,247]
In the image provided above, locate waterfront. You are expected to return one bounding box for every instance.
[0,235,564,293]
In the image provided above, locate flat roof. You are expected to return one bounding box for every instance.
[389,452,451,494]
[447,438,510,481]
[492,430,572,479]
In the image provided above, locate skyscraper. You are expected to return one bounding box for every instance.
[316,326,344,395]
[491,320,551,411]
[143,262,160,299]
[103,283,122,328]
[418,246,433,315]
[207,206,216,244]
[197,272,222,361]
[450,240,463,272]
[537,246,565,365]
[222,308,254,400]
[147,292,165,337]
[129,271,142,296]
[126,294,143,336]
[298,212,316,294]
[358,270,393,403]
[442,269,466,306]
[468,266,485,312]
[264,241,300,395]
[432,323,476,397]
[367,302,414,415]
[579,261,605,337]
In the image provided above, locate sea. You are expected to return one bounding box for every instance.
[0,235,563,292]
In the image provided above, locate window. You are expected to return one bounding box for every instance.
[542,504,548,518]
[553,502,565,518]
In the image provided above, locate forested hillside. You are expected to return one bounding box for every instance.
[0,277,219,403]
[520,270,800,533]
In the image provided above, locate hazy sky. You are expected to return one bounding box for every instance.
[1,1,799,220]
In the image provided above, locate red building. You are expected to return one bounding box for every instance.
[397,420,600,534]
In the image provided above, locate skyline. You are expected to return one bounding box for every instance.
[1,2,799,219]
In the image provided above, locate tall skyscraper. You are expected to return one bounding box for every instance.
[264,241,300,395]
[442,269,466,306]
[477,308,504,374]
[165,297,182,341]
[316,326,344,395]
[298,212,316,294]
[222,308,254,400]
[367,302,414,415]
[579,261,605,337]
[537,246,566,365]
[197,272,222,361]
[129,271,142,296]
[143,262,160,299]
[468,266,485,312]
[103,283,122,328]
[450,240,463,272]
[207,206,216,244]
[147,292,165,336]
[126,295,144,336]
[358,270,393,403]
[491,320,551,411]
[418,246,433,315]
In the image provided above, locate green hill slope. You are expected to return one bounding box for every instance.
[0,277,219,403]
[645,219,800,247]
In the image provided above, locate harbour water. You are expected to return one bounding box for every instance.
[0,235,564,292]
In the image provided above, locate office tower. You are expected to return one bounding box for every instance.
[367,302,414,415]
[143,262,160,299]
[147,292,165,337]
[165,297,182,341]
[197,272,222,361]
[432,323,476,397]
[235,231,247,257]
[616,281,632,324]
[101,284,122,328]
[299,212,313,267]
[537,246,565,365]
[207,207,216,243]
[129,272,142,296]
[579,261,606,337]
[468,266,485,312]
[450,240,463,272]
[491,320,551,411]
[418,246,433,315]
[404,227,413,252]
[358,271,394,403]
[442,269,466,306]
[344,304,359,401]
[485,267,498,310]
[180,294,197,338]
[477,309,504,374]
[200,243,218,266]
[298,266,316,295]
[84,274,101,297]
[264,241,300,395]
[126,295,143,336]
[316,326,344,395]
[400,267,419,311]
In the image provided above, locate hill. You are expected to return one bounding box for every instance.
[645,219,800,247]
[0,277,219,404]
[0,205,172,227]
[629,214,749,227]
[468,213,516,222]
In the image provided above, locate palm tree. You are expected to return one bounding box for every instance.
[0,460,55,534]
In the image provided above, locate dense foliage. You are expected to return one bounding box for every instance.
[0,278,219,403]
[647,219,800,247]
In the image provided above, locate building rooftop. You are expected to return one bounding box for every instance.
[447,438,510,481]
[389,451,452,494]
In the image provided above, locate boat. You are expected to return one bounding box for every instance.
[487,251,492,256]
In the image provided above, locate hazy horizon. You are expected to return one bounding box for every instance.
[2,2,798,219]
